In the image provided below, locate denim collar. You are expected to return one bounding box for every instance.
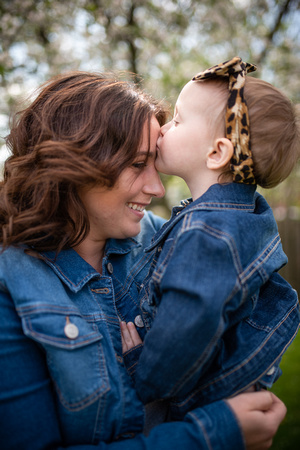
[40,237,140,292]
[146,183,257,252]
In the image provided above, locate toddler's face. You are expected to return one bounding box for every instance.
[156,81,223,182]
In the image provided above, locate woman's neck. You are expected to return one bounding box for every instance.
[73,238,106,274]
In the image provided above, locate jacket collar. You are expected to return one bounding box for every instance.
[40,237,140,292]
[146,183,257,252]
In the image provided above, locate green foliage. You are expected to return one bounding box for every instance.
[271,330,300,449]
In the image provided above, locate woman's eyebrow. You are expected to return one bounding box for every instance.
[136,151,155,158]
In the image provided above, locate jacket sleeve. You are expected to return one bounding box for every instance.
[134,227,240,402]
[67,402,245,450]
[0,289,244,450]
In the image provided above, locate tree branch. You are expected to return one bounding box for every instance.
[257,0,296,63]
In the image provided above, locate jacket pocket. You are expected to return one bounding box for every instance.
[21,311,110,411]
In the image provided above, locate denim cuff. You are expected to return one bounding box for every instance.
[187,399,245,450]
[123,344,144,378]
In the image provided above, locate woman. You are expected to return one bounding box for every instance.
[0,72,286,449]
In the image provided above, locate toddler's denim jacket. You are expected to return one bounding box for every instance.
[0,211,246,450]
[130,184,300,419]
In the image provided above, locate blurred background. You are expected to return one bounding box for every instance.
[0,1,299,448]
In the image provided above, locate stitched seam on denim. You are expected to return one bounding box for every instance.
[100,314,120,323]
[181,216,282,288]
[146,195,256,250]
[16,304,81,315]
[151,241,177,284]
[190,203,254,211]
[152,215,190,284]
[181,218,244,281]
[48,262,97,288]
[188,411,213,450]
[152,221,245,392]
[240,234,282,283]
[174,304,299,405]
[147,210,189,251]
[245,318,272,332]
[115,286,139,311]
[93,395,106,443]
[151,244,173,282]
[177,320,300,407]
[24,318,101,347]
[89,284,117,318]
[115,290,140,320]
[139,290,154,331]
[113,332,126,439]
[126,360,138,375]
[232,322,300,396]
[168,317,226,396]
[113,252,152,302]
[47,337,110,411]
[17,305,108,323]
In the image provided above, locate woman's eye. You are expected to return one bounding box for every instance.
[132,161,147,169]
[173,119,179,126]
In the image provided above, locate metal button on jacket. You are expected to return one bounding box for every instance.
[267,366,276,376]
[107,262,113,274]
[134,315,144,328]
[64,320,79,339]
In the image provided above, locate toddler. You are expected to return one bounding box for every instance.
[121,57,300,419]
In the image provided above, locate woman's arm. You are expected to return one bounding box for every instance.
[0,289,285,450]
[62,392,286,450]
[0,285,238,450]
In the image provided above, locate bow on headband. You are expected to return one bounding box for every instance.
[193,56,257,185]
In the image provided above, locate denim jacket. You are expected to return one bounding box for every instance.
[131,184,300,419]
[0,210,245,450]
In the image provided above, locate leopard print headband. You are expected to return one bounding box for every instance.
[193,56,257,185]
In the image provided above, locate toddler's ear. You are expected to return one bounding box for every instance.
[206,138,233,170]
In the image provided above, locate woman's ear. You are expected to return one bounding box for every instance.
[206,138,233,170]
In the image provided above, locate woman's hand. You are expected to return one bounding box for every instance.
[227,391,287,449]
[120,321,143,353]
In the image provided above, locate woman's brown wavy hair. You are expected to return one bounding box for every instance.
[0,71,167,253]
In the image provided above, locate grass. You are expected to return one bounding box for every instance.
[270,330,300,449]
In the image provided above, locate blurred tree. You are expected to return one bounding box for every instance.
[1,0,299,96]
[0,0,299,208]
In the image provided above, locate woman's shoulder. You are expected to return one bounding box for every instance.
[143,210,166,231]
[136,210,165,246]
[0,245,44,281]
[0,245,29,263]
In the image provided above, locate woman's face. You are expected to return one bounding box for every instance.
[79,116,165,243]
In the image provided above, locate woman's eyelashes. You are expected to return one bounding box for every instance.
[132,161,147,169]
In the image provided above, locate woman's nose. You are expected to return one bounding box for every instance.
[143,168,165,198]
